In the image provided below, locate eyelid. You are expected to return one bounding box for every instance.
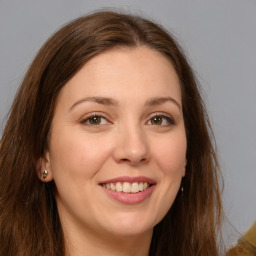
[80,112,112,126]
[79,111,176,127]
[146,112,176,126]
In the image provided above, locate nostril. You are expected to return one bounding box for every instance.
[120,156,148,164]
[112,135,150,165]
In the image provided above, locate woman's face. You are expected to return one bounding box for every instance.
[41,46,187,239]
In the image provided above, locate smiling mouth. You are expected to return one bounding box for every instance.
[99,176,156,204]
[100,182,151,193]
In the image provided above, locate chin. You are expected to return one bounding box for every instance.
[101,212,158,238]
[109,225,153,239]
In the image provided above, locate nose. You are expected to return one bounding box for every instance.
[113,125,150,166]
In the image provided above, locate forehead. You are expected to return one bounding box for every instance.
[57,46,182,107]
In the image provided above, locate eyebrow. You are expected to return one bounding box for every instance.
[145,97,181,109]
[69,96,118,111]
[69,96,181,111]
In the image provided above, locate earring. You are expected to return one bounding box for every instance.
[42,170,48,179]
[181,184,184,193]
[180,180,184,196]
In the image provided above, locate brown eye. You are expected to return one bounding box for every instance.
[80,115,108,126]
[146,115,175,126]
[88,116,102,125]
[151,116,163,125]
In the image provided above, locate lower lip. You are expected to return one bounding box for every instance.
[101,185,156,205]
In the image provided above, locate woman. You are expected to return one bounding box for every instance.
[0,11,223,256]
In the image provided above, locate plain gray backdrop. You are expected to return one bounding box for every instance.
[1,0,255,247]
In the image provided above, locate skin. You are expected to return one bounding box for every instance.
[39,46,187,256]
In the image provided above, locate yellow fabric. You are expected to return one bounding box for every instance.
[226,222,256,256]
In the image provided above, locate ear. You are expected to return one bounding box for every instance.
[37,151,53,182]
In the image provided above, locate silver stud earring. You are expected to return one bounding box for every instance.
[42,170,48,179]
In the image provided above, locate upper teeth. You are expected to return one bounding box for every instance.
[102,182,149,193]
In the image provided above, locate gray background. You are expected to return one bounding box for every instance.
[1,0,255,247]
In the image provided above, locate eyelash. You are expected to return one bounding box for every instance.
[146,113,176,126]
[80,113,176,127]
[80,113,110,126]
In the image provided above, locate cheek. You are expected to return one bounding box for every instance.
[153,132,187,176]
[48,130,112,181]
[148,132,186,225]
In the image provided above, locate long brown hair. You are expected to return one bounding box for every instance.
[0,10,223,256]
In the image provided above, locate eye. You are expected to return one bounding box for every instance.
[146,114,175,126]
[80,114,109,126]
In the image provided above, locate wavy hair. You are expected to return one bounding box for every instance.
[0,10,223,256]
